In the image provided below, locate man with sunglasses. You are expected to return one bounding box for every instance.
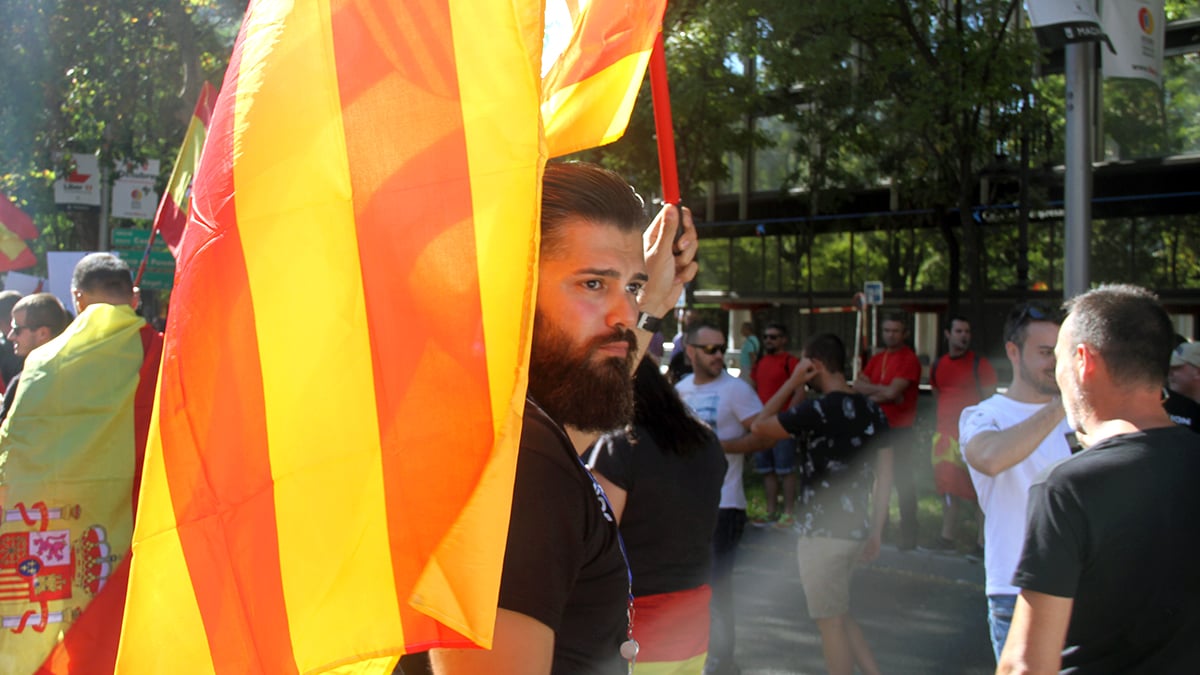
[958,302,1072,662]
[0,293,71,423]
[675,322,772,675]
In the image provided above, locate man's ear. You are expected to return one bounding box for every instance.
[1076,343,1097,383]
[1005,340,1020,364]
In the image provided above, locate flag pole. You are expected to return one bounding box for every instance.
[648,32,680,205]
[132,226,157,289]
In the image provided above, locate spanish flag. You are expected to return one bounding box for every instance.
[0,192,38,273]
[118,0,665,672]
[0,304,154,674]
[152,82,218,256]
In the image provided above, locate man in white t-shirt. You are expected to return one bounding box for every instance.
[675,322,771,675]
[958,302,1072,663]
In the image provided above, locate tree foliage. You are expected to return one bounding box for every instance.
[0,0,240,256]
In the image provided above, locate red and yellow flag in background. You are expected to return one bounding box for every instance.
[153,82,218,256]
[118,0,666,673]
[0,192,38,273]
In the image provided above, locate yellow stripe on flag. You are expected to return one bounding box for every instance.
[231,2,402,669]
[116,418,215,674]
[407,0,544,644]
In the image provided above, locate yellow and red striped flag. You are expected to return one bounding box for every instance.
[0,192,38,272]
[118,0,666,672]
[153,82,217,256]
[542,0,668,157]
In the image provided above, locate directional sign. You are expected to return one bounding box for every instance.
[113,249,175,291]
[111,228,174,291]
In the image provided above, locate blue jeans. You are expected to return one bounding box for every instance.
[987,594,1017,663]
[704,508,746,675]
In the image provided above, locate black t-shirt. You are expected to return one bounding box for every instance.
[1013,426,1200,672]
[497,399,629,675]
[777,390,889,539]
[1163,388,1200,433]
[587,425,726,596]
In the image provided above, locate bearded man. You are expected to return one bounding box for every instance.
[428,161,697,675]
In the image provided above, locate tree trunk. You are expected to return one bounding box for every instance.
[939,206,961,316]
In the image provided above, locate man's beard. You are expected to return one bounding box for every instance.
[1020,357,1060,397]
[527,311,636,433]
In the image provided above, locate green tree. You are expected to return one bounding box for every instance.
[0,0,239,258]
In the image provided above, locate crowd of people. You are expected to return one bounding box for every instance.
[3,162,1197,675]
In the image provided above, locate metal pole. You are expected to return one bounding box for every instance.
[98,163,110,252]
[1063,42,1094,298]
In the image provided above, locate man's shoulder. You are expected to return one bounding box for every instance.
[967,393,1027,417]
[674,373,697,392]
[520,400,575,464]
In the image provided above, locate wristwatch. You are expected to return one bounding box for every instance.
[635,311,663,333]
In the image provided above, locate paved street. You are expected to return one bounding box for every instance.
[728,526,995,674]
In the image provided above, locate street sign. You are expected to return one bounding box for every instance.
[53,153,101,207]
[112,228,152,248]
[113,249,175,291]
[111,160,161,220]
[864,280,884,305]
[111,228,174,291]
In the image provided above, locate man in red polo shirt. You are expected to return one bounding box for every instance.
[854,312,921,550]
[929,315,996,553]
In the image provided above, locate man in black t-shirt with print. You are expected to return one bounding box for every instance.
[751,333,893,675]
[999,285,1200,673]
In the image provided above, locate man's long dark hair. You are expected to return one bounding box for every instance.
[630,356,714,456]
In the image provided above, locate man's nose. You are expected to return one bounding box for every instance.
[608,292,638,331]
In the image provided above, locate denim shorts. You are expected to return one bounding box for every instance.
[754,437,796,474]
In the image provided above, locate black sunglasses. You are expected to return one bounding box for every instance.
[1006,303,1058,343]
[763,333,783,340]
[690,343,727,355]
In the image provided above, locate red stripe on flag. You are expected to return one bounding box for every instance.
[549,1,664,87]
[331,1,490,648]
[162,15,298,672]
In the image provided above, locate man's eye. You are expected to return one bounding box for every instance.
[583,279,604,290]
[627,282,644,295]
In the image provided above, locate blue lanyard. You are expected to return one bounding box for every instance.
[575,453,639,669]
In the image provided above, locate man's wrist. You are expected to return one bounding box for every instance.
[635,311,664,333]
